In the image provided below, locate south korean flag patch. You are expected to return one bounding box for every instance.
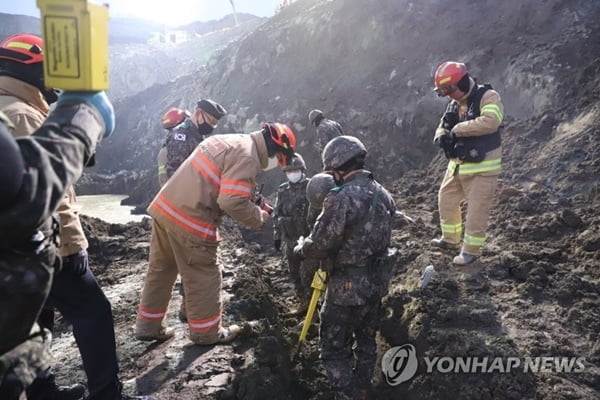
[174,132,187,141]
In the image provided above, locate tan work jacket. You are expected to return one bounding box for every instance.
[434,77,504,176]
[148,131,269,241]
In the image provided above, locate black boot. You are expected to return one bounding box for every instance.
[85,380,155,400]
[26,373,85,400]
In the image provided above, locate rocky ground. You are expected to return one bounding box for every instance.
[51,139,599,399]
[47,0,599,398]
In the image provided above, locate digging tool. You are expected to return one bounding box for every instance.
[297,268,327,346]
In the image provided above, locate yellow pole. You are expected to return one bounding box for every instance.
[298,269,327,345]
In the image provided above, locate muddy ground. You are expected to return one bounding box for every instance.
[50,145,599,400]
[47,0,599,398]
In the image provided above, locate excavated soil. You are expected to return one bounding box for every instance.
[50,153,599,400]
[47,0,599,398]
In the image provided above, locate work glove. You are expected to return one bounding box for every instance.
[437,131,456,149]
[274,239,281,252]
[293,236,305,256]
[57,91,115,137]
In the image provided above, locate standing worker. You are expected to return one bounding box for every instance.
[165,98,226,178]
[295,136,397,399]
[0,87,117,398]
[163,100,225,321]
[272,153,313,314]
[305,172,336,228]
[135,122,297,345]
[0,33,153,400]
[157,107,190,187]
[157,107,191,323]
[307,109,343,152]
[431,61,504,265]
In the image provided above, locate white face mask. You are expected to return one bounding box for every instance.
[263,156,279,171]
[286,171,303,183]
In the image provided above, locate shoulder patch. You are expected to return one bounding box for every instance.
[279,182,289,188]
[330,186,343,193]
[173,132,187,141]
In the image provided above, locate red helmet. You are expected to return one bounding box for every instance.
[433,61,467,91]
[262,122,297,167]
[0,34,44,65]
[161,107,190,130]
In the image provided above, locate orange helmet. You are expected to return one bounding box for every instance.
[161,107,190,130]
[0,34,44,65]
[262,122,297,166]
[433,61,467,92]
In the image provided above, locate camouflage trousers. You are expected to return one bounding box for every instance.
[282,240,317,298]
[0,324,52,400]
[319,295,382,400]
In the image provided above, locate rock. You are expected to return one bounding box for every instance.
[559,209,583,228]
[498,186,522,203]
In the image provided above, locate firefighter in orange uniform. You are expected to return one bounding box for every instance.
[135,122,296,345]
[431,61,504,265]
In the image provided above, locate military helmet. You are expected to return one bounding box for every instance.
[306,173,336,207]
[322,135,367,170]
[282,153,306,172]
[308,109,324,126]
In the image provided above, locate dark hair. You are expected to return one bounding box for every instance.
[457,73,470,92]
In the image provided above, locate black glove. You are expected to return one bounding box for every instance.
[442,101,459,131]
[438,131,455,149]
[274,239,281,251]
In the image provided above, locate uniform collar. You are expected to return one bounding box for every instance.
[250,130,269,169]
[342,169,373,183]
[457,77,476,104]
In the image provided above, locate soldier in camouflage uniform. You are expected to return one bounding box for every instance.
[0,91,115,399]
[165,99,226,178]
[273,153,314,312]
[308,109,344,152]
[157,107,190,187]
[295,136,396,400]
[306,172,336,228]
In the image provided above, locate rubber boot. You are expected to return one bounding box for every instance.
[26,373,85,400]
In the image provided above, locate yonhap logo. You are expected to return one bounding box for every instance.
[381,343,586,386]
[381,344,418,385]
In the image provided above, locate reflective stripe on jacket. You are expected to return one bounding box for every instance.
[434,77,504,175]
[148,131,268,241]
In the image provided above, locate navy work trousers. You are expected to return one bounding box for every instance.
[41,250,120,398]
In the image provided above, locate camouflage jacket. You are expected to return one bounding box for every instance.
[0,76,88,257]
[301,170,396,305]
[165,118,210,178]
[316,118,344,150]
[306,202,321,229]
[273,176,310,242]
[0,324,52,394]
[0,101,104,354]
